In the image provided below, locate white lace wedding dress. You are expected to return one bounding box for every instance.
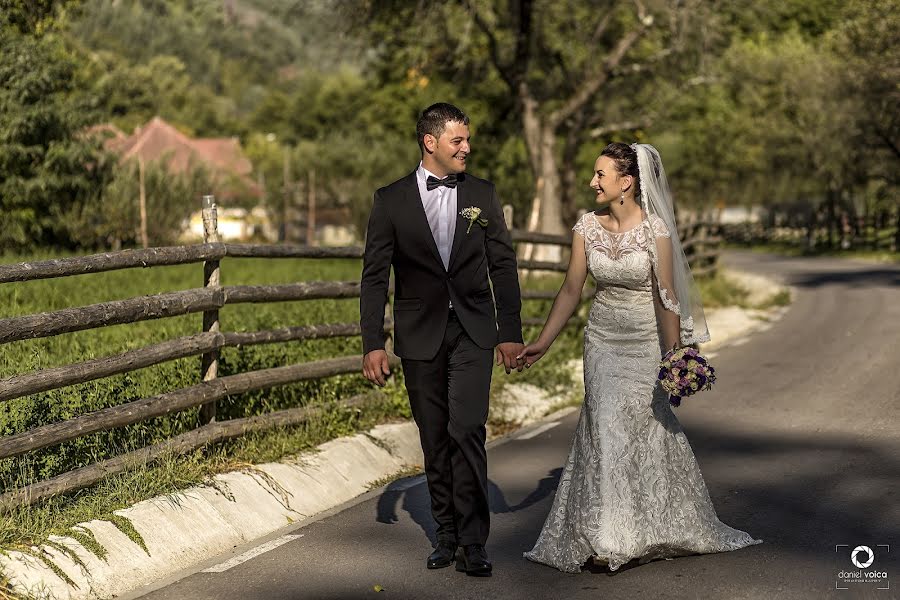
[524,212,762,573]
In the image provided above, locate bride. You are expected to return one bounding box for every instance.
[518,142,762,573]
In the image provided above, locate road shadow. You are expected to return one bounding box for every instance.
[375,468,562,547]
[489,423,900,577]
[242,426,900,600]
[787,268,900,288]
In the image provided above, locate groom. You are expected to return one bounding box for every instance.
[360,103,524,576]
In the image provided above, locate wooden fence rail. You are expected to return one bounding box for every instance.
[0,356,383,460]
[0,391,387,511]
[0,282,362,344]
[0,199,720,510]
[0,322,395,403]
[0,244,367,284]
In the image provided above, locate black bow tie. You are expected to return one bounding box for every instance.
[426,174,458,191]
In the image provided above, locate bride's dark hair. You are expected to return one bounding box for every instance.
[600,142,641,200]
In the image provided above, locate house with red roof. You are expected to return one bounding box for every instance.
[101,116,261,202]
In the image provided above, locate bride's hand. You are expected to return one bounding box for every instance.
[517,341,549,368]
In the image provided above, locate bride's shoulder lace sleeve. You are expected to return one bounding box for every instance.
[573,212,588,238]
[650,213,671,238]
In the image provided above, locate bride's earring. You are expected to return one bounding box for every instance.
[620,190,625,205]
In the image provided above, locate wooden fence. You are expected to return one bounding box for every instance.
[718,218,899,252]
[0,200,719,511]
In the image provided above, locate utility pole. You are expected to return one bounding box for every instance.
[307,169,316,246]
[281,146,290,242]
[138,157,148,248]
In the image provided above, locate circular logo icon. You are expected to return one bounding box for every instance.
[851,545,874,568]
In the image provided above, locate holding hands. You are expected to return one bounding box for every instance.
[496,342,526,374]
[516,339,550,368]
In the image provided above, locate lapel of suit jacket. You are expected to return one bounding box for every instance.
[403,170,445,269]
[448,174,473,271]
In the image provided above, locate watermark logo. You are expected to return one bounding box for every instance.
[835,544,890,591]
[851,546,874,569]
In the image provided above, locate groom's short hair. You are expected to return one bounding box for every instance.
[417,103,469,153]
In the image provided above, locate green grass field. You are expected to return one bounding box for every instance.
[0,257,376,493]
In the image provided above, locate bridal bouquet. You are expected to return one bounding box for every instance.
[658,346,716,407]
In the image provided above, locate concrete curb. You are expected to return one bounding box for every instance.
[2,267,791,599]
[2,423,424,599]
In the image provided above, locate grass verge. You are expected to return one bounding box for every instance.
[725,242,899,264]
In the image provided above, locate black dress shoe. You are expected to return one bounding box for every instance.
[427,541,458,569]
[456,544,492,576]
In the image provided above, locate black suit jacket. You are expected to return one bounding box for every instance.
[360,171,523,360]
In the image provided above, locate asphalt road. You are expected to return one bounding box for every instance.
[131,251,900,600]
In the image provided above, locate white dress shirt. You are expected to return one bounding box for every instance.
[416,162,458,271]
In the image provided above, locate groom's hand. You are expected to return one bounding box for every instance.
[496,342,525,374]
[363,349,391,387]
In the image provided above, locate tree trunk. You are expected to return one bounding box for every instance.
[535,129,566,237]
[520,98,566,263]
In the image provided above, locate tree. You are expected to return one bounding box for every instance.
[0,25,109,250]
[0,0,83,35]
[831,0,899,187]
[351,0,718,259]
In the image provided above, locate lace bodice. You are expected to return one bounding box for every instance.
[574,211,670,260]
[573,212,670,292]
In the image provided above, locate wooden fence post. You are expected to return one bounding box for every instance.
[503,204,514,230]
[200,194,221,424]
[383,275,394,355]
[383,303,393,355]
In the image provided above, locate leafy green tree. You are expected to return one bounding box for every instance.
[0,25,109,250]
[0,0,83,34]
[347,0,729,260]
[661,32,849,205]
[830,0,899,188]
[79,51,238,136]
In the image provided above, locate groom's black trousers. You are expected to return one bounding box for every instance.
[401,310,493,547]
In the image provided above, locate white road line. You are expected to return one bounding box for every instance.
[202,534,304,573]
[517,421,561,440]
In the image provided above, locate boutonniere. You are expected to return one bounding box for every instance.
[460,206,488,233]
